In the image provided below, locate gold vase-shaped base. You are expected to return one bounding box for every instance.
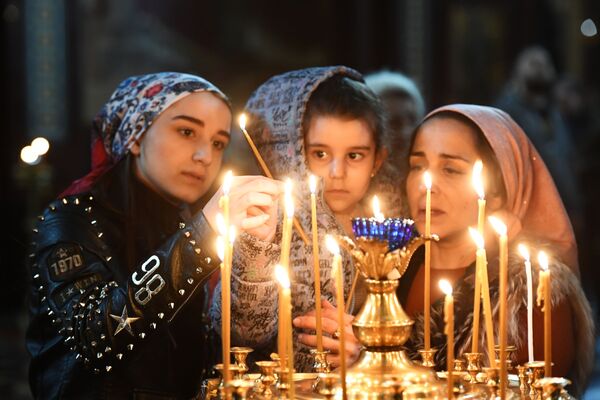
[345,279,437,399]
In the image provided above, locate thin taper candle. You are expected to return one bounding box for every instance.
[275,265,294,397]
[326,235,347,400]
[216,233,230,386]
[518,244,534,363]
[440,279,454,400]
[423,171,432,351]
[469,228,496,367]
[537,251,552,377]
[471,161,484,354]
[309,175,324,352]
[489,216,508,399]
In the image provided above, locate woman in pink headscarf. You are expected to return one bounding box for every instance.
[399,104,594,395]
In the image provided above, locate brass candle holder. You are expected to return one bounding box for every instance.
[526,361,547,399]
[316,373,341,400]
[225,379,255,400]
[517,364,529,397]
[338,220,438,398]
[231,347,253,378]
[255,360,278,397]
[310,348,331,373]
[418,348,438,368]
[463,352,483,384]
[276,367,292,398]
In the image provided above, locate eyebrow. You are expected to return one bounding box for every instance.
[308,143,372,151]
[172,115,231,139]
[410,151,471,163]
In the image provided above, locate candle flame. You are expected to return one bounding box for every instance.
[538,251,549,271]
[216,236,225,262]
[423,171,432,190]
[309,175,317,194]
[372,195,384,221]
[518,244,530,261]
[216,213,226,236]
[488,216,507,236]
[472,160,485,200]
[229,226,237,244]
[325,235,340,256]
[274,264,290,289]
[468,227,485,249]
[439,279,453,295]
[223,170,233,195]
[238,113,247,131]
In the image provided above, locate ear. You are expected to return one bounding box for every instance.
[372,148,388,176]
[129,139,141,156]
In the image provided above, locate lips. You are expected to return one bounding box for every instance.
[181,171,206,182]
[325,189,350,196]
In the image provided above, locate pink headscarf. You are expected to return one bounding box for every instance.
[424,104,579,275]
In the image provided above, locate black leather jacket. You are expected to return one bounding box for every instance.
[26,158,221,399]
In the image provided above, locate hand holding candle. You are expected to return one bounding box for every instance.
[518,244,534,363]
[309,175,324,352]
[423,171,432,351]
[537,251,552,377]
[439,279,454,400]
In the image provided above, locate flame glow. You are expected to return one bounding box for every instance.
[216,236,225,262]
[228,226,237,244]
[439,279,453,296]
[518,244,530,261]
[215,213,226,236]
[274,264,290,289]
[238,113,247,131]
[488,216,507,236]
[538,251,549,271]
[309,175,317,194]
[223,171,233,195]
[424,171,432,190]
[468,227,485,250]
[325,235,340,256]
[372,195,384,221]
[472,160,485,199]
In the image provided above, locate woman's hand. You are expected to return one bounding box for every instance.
[293,299,361,369]
[202,176,283,242]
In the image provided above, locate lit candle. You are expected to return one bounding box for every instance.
[518,244,534,363]
[489,216,508,398]
[372,195,385,222]
[423,171,432,351]
[471,161,484,356]
[280,179,294,271]
[537,251,552,377]
[216,224,230,385]
[275,264,295,398]
[439,279,454,400]
[326,235,347,400]
[309,175,324,352]
[469,228,496,367]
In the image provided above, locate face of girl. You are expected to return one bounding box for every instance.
[406,117,496,242]
[305,115,383,215]
[130,91,232,205]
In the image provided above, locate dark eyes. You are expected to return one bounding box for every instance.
[313,150,328,159]
[213,140,226,150]
[179,128,194,137]
[312,150,364,161]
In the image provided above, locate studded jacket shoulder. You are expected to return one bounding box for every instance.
[26,159,222,399]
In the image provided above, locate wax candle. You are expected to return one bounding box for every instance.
[280,179,294,271]
[423,171,432,351]
[471,161,485,355]
[221,171,233,229]
[537,251,552,377]
[275,264,294,397]
[440,279,454,400]
[326,235,347,400]
[216,231,230,386]
[518,244,534,363]
[309,175,324,352]
[469,228,496,367]
[489,216,508,399]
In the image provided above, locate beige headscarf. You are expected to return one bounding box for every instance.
[424,104,578,275]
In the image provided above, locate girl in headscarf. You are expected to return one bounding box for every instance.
[211,66,405,372]
[26,72,280,399]
[401,104,593,395]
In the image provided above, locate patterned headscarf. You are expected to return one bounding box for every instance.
[62,72,230,196]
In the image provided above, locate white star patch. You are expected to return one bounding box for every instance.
[109,306,140,337]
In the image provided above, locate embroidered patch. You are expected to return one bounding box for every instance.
[47,244,85,281]
[53,273,102,306]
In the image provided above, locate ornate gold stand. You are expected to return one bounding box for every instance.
[339,235,438,398]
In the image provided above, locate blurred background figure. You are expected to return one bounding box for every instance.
[496,46,583,227]
[364,70,426,214]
